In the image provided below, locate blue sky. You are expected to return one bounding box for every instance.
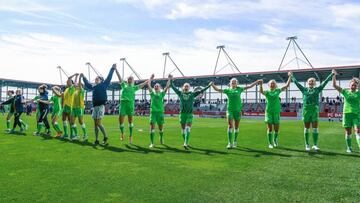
[0,0,359,83]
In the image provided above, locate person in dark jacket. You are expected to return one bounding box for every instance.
[34,85,51,136]
[81,64,116,145]
[10,89,27,133]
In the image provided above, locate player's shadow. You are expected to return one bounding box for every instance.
[188,146,228,156]
[155,144,192,154]
[6,131,26,136]
[235,147,292,158]
[279,147,360,158]
[125,144,164,154]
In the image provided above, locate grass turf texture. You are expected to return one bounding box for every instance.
[0,115,359,202]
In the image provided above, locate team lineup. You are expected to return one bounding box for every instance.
[1,65,359,153]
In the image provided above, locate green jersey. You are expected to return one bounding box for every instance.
[264,88,282,113]
[171,82,210,114]
[292,73,333,111]
[223,86,245,112]
[34,96,40,111]
[120,82,140,103]
[50,95,62,113]
[341,89,360,114]
[150,90,166,113]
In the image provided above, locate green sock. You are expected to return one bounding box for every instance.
[185,127,191,145]
[81,124,87,136]
[70,126,74,137]
[274,132,279,145]
[129,123,134,137]
[150,130,155,144]
[234,129,239,143]
[181,129,185,141]
[37,123,43,132]
[120,124,124,134]
[227,128,233,144]
[267,131,273,145]
[304,128,310,145]
[346,134,352,149]
[72,125,78,136]
[6,120,10,129]
[159,131,164,142]
[53,122,62,133]
[312,128,319,146]
[63,121,68,136]
[19,119,26,128]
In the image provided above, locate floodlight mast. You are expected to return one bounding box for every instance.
[213,45,241,75]
[85,62,103,82]
[162,52,185,78]
[120,58,142,80]
[57,66,70,85]
[278,36,320,80]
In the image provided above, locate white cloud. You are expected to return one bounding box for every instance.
[330,3,360,30]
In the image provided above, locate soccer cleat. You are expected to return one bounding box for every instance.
[8,129,15,134]
[5,129,10,133]
[312,145,320,151]
[273,143,278,148]
[83,135,88,142]
[20,128,25,133]
[149,144,154,148]
[94,140,100,145]
[72,136,80,141]
[226,143,233,149]
[102,137,109,146]
[120,134,124,141]
[45,131,51,136]
[346,147,352,153]
[305,145,311,151]
[60,135,69,140]
[55,132,62,138]
[233,142,238,148]
[129,136,133,144]
[268,144,274,149]
[183,144,189,150]
[33,132,40,136]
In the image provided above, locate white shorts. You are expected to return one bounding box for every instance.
[92,105,105,119]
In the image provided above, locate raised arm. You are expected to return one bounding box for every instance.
[194,82,212,97]
[81,73,94,91]
[164,78,171,93]
[211,83,224,93]
[332,69,342,92]
[139,74,154,89]
[1,97,14,105]
[281,72,292,91]
[169,75,182,96]
[259,80,265,95]
[51,86,63,97]
[104,64,117,87]
[244,80,261,90]
[78,74,83,90]
[115,68,122,83]
[319,72,334,91]
[67,73,78,85]
[147,74,154,92]
[291,75,305,92]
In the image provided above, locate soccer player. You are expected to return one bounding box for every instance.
[10,89,27,133]
[70,74,87,141]
[1,90,15,132]
[292,72,333,151]
[147,75,171,148]
[34,85,51,136]
[38,86,63,138]
[212,78,261,149]
[332,69,360,153]
[259,72,292,148]
[61,74,78,140]
[82,64,116,145]
[169,75,212,150]
[114,69,152,144]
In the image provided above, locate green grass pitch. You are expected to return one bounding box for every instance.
[0,115,359,202]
